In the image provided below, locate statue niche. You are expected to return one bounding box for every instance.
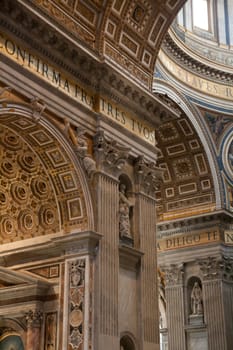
[119,180,134,244]
[188,277,204,325]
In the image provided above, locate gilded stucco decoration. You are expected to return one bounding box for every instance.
[0,94,92,242]
[155,116,215,220]
[26,0,186,87]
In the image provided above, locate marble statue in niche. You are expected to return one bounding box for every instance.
[190,282,203,315]
[119,183,133,239]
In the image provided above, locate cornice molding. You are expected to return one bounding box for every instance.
[162,31,233,85]
[0,0,180,125]
[157,211,233,238]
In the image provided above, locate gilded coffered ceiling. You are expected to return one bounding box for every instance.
[13,0,186,88]
[0,89,93,243]
[155,114,216,221]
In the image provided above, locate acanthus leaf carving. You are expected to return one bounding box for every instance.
[134,155,163,196]
[93,130,130,176]
[198,256,233,282]
[160,264,184,286]
[25,310,43,328]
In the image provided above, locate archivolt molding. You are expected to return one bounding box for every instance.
[0,97,95,243]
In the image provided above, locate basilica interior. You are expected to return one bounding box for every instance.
[0,0,233,349]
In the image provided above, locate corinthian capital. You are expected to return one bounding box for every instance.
[160,264,184,286]
[198,256,233,281]
[25,310,43,328]
[134,155,163,196]
[93,130,130,176]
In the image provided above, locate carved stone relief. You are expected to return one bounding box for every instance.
[65,258,92,350]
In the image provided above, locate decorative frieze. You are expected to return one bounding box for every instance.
[64,257,92,350]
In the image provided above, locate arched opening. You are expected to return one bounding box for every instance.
[120,335,136,350]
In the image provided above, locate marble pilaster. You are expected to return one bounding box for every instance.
[93,130,130,350]
[199,256,233,350]
[134,156,162,349]
[161,264,186,350]
[25,310,43,350]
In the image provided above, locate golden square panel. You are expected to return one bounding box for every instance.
[160,162,171,182]
[46,148,68,167]
[142,50,152,68]
[189,139,200,150]
[120,32,139,56]
[178,119,194,136]
[201,179,211,190]
[178,182,197,195]
[165,187,175,198]
[50,265,60,278]
[30,130,53,146]
[67,198,83,220]
[166,143,186,155]
[59,171,77,192]
[11,118,36,129]
[112,0,126,14]
[106,19,117,38]
[74,1,96,26]
[166,0,180,10]
[149,14,166,46]
[195,154,207,175]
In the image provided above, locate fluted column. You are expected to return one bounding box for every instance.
[161,264,185,350]
[93,130,130,350]
[25,310,43,350]
[134,156,162,350]
[199,256,233,350]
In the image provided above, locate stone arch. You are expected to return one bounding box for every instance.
[0,317,26,349]
[0,103,95,244]
[120,332,137,350]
